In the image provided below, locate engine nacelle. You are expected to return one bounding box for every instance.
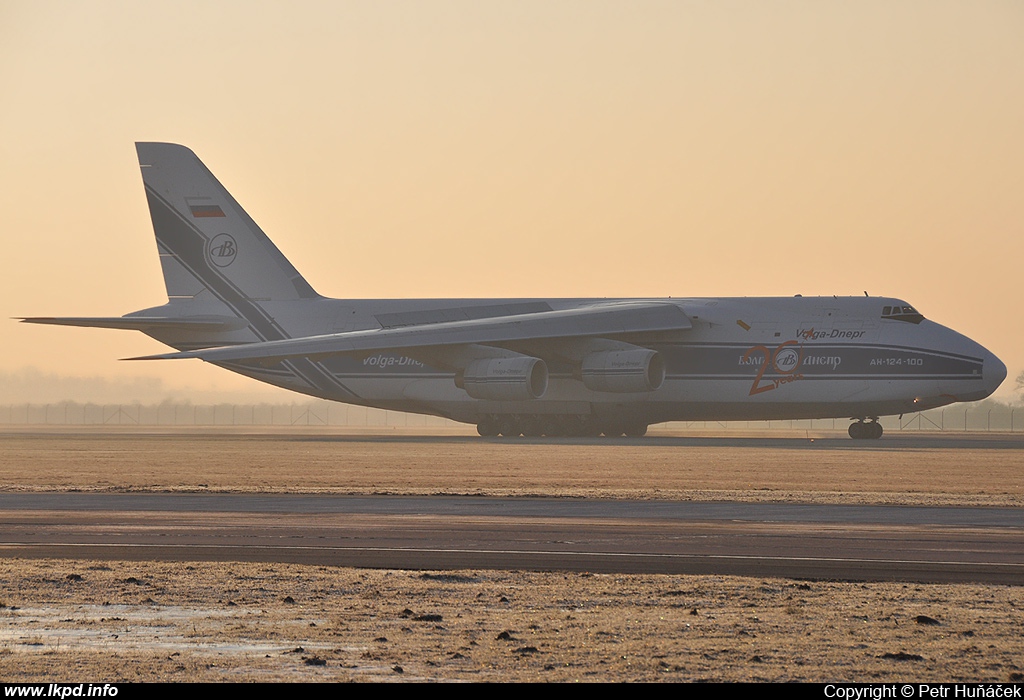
[458,357,549,401]
[581,349,664,393]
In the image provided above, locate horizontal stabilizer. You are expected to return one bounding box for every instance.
[127,302,692,362]
[19,316,247,332]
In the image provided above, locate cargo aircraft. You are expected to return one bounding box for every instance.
[21,143,1006,439]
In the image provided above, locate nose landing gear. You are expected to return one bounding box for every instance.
[849,419,883,440]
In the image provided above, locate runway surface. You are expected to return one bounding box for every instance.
[1,493,1021,584]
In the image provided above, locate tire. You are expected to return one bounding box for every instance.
[624,423,648,438]
[849,421,883,440]
[497,418,520,437]
[520,416,543,437]
[540,418,562,437]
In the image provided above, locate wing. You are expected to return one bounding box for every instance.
[129,301,691,398]
[129,301,690,362]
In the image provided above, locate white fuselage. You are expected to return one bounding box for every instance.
[138,294,1004,426]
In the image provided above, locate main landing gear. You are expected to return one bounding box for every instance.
[849,419,883,440]
[476,415,648,438]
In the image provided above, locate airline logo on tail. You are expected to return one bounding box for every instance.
[208,233,237,267]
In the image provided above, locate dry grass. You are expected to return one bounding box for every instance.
[1,429,1022,506]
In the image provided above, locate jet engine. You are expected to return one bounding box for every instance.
[457,356,549,401]
[581,348,664,393]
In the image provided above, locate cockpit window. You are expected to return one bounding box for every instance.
[882,305,924,324]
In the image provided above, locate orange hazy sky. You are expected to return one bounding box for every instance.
[2,1,1022,401]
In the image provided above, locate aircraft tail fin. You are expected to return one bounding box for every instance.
[136,143,320,304]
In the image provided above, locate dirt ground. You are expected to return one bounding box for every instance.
[2,559,1022,683]
[0,428,1022,682]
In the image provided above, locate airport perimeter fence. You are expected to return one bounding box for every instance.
[1,401,1022,432]
[0,402,458,428]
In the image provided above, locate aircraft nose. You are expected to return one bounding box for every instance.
[983,349,1007,397]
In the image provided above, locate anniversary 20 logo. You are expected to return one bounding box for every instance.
[741,340,805,396]
[208,233,237,268]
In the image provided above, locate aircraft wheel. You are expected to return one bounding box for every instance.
[624,424,648,438]
[560,417,583,437]
[497,418,520,437]
[849,421,880,439]
[477,417,500,437]
[540,418,562,437]
[567,416,601,437]
[520,416,543,437]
